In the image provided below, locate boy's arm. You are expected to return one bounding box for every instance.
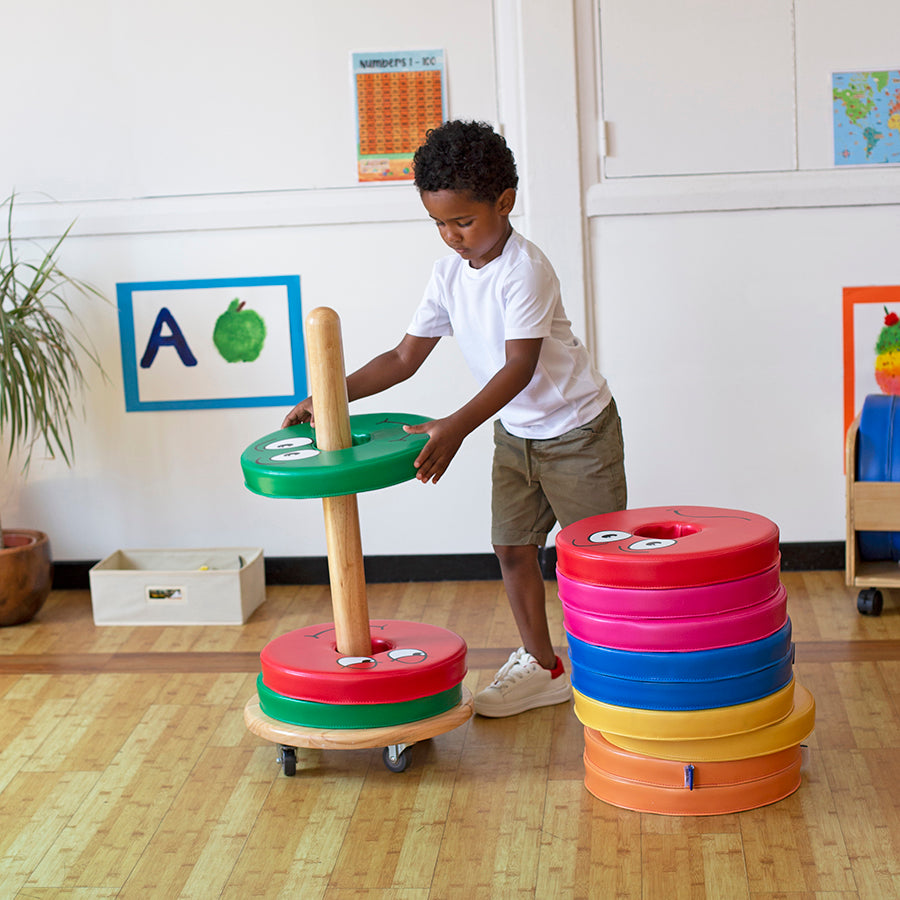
[281,333,439,427]
[404,337,543,484]
[346,333,439,403]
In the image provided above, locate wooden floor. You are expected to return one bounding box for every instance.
[1,571,899,899]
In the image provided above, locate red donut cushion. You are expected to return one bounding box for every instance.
[556,506,780,589]
[261,619,468,705]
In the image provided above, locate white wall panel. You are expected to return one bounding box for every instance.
[598,0,796,177]
[795,0,900,170]
[592,203,900,542]
[5,219,494,558]
[2,0,497,200]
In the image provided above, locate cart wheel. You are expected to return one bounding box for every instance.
[279,745,297,776]
[383,744,412,773]
[857,588,884,616]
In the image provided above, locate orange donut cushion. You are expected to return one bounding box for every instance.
[582,728,802,815]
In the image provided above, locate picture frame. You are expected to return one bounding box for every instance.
[842,285,900,439]
[116,275,304,412]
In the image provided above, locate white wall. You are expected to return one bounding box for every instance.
[592,204,900,541]
[584,0,900,543]
[1,0,588,561]
[6,0,895,561]
[5,222,490,559]
[6,0,499,200]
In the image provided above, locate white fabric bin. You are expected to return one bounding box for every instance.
[89,547,265,625]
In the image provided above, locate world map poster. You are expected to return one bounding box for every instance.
[833,69,900,166]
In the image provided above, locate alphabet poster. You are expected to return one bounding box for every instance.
[116,275,304,411]
[352,49,446,182]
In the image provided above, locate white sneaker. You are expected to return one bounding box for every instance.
[474,647,573,717]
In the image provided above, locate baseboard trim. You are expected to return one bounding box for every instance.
[779,541,846,572]
[51,541,845,590]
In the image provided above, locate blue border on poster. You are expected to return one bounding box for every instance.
[116,275,304,412]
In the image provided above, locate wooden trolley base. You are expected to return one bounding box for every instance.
[845,412,900,615]
[244,686,474,774]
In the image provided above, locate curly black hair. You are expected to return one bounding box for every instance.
[413,120,518,203]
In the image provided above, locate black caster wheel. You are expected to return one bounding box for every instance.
[279,745,297,776]
[382,745,412,773]
[857,588,884,616]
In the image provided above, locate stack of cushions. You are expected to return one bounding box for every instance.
[856,393,900,561]
[256,620,468,730]
[555,506,816,816]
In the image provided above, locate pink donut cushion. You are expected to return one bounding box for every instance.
[556,561,781,619]
[562,584,788,652]
[556,506,780,590]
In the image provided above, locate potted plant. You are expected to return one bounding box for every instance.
[0,193,106,625]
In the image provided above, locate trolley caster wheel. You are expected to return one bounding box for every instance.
[383,744,412,773]
[279,745,297,776]
[857,588,884,616]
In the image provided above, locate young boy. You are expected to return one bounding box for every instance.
[283,120,626,717]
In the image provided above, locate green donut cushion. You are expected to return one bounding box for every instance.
[241,413,430,499]
[256,675,463,729]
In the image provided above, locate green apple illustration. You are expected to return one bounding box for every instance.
[213,298,266,362]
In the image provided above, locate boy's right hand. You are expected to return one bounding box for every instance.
[281,396,314,429]
[403,415,467,484]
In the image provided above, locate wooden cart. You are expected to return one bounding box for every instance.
[241,308,473,774]
[845,412,900,615]
[244,688,474,775]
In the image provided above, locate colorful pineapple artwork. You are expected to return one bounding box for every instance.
[875,306,900,394]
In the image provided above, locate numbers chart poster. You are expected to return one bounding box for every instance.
[352,50,447,183]
[833,69,900,166]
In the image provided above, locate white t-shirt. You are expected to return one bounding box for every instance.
[407,230,611,439]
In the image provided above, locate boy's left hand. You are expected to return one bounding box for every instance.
[403,417,466,484]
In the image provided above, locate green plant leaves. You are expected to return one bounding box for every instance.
[0,193,107,472]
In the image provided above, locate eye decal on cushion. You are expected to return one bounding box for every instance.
[387,648,427,664]
[627,538,677,551]
[272,449,320,461]
[588,530,633,543]
[337,656,378,669]
[266,437,314,450]
[582,531,679,552]
[264,436,321,462]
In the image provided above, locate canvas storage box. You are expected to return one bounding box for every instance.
[89,547,265,625]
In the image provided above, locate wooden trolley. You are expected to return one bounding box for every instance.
[845,411,900,615]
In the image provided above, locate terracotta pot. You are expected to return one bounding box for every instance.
[0,530,53,626]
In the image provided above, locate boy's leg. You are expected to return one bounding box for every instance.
[473,553,571,716]
[475,542,571,718]
[493,543,556,669]
[490,421,560,665]
[477,420,572,717]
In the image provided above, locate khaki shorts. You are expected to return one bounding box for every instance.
[491,399,627,547]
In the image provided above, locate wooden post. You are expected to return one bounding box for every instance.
[305,307,372,657]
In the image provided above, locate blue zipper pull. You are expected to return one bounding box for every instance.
[684,764,695,790]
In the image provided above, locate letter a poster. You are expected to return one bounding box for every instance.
[116,276,305,411]
[352,50,447,183]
